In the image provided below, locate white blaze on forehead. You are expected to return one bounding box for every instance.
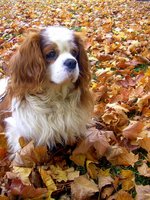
[42,26,74,51]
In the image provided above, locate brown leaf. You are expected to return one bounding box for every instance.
[70,154,86,167]
[139,137,150,152]
[136,185,150,200]
[107,147,138,166]
[86,161,99,180]
[9,178,47,198]
[0,132,7,159]
[138,162,150,177]
[98,169,113,191]
[12,140,49,167]
[72,128,112,160]
[108,190,133,200]
[98,54,113,61]
[122,121,144,140]
[102,103,129,129]
[137,92,150,112]
[71,175,99,200]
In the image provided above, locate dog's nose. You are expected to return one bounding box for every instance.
[64,59,77,70]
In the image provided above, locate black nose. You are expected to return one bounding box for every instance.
[64,59,77,70]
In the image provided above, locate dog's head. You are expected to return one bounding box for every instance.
[10,26,91,98]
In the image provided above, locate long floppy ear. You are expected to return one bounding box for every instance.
[74,33,93,107]
[9,31,46,97]
[74,34,91,89]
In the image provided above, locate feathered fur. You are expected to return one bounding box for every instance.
[0,26,93,153]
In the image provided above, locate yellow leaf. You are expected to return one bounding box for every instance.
[65,167,80,181]
[86,161,99,179]
[12,166,32,185]
[38,167,57,195]
[49,165,67,182]
[120,170,134,191]
[70,154,86,166]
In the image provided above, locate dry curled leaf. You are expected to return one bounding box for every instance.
[136,185,150,200]
[71,175,99,200]
[108,190,133,200]
[107,147,138,166]
[122,121,144,140]
[137,162,150,177]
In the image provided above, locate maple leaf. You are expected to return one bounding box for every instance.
[120,169,135,191]
[122,121,144,140]
[12,139,49,167]
[9,178,47,198]
[137,92,150,112]
[38,167,57,198]
[49,165,68,182]
[102,103,129,130]
[0,197,9,200]
[0,133,8,159]
[6,166,32,185]
[71,175,99,200]
[136,185,150,200]
[137,162,150,177]
[106,147,138,166]
[98,169,113,189]
[65,167,80,181]
[139,137,150,152]
[0,0,150,199]
[98,169,114,199]
[71,128,116,163]
[108,190,133,200]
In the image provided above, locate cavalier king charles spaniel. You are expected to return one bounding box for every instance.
[0,26,93,153]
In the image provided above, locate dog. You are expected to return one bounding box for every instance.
[0,26,93,153]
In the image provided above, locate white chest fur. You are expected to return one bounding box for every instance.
[5,86,90,153]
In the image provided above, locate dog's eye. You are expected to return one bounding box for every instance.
[46,50,57,61]
[71,49,78,58]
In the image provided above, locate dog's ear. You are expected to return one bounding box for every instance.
[74,33,91,89]
[9,31,46,97]
[74,33,93,107]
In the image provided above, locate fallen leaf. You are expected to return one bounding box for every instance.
[70,154,86,167]
[98,169,113,190]
[101,186,114,199]
[71,175,99,200]
[108,190,133,200]
[7,166,32,185]
[122,121,144,140]
[137,92,150,111]
[139,137,150,152]
[72,128,115,160]
[65,167,80,181]
[120,169,135,191]
[107,147,138,166]
[9,178,47,198]
[38,167,57,197]
[136,185,150,200]
[137,162,150,177]
[102,103,129,129]
[49,165,68,182]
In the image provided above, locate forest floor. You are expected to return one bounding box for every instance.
[0,0,150,199]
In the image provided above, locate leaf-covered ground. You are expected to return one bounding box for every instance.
[0,0,150,199]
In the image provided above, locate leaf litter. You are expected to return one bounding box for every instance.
[0,0,150,199]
